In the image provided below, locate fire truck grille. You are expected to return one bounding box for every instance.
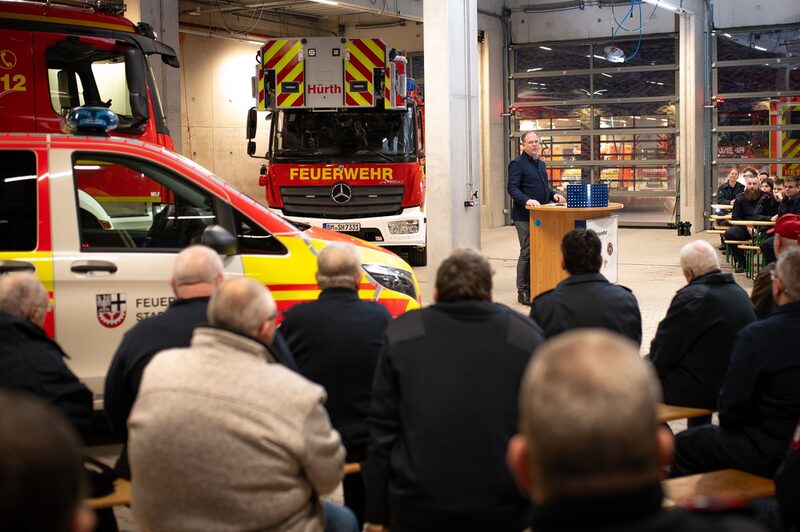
[280,186,405,219]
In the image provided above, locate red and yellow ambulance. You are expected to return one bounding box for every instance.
[0,117,421,399]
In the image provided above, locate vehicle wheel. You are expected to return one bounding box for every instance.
[407,246,427,267]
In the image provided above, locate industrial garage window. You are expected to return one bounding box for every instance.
[0,150,37,251]
[510,35,679,226]
[711,25,800,185]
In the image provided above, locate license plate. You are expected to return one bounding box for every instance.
[323,223,361,232]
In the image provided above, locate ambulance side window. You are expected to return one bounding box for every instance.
[0,151,37,251]
[233,210,287,255]
[72,154,217,251]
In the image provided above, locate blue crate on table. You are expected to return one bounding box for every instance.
[566,183,609,208]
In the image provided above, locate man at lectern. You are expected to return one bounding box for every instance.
[508,131,566,306]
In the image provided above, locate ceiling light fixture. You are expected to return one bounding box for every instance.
[309,0,339,5]
[639,0,689,15]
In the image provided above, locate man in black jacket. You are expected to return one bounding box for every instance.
[531,228,641,345]
[506,330,766,532]
[104,245,224,478]
[762,175,800,264]
[280,242,392,524]
[363,248,545,532]
[724,170,763,273]
[673,247,800,478]
[0,272,93,436]
[507,131,566,306]
[648,240,755,411]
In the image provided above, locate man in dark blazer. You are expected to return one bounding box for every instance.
[648,240,755,412]
[507,131,566,306]
[530,228,642,346]
[280,242,392,525]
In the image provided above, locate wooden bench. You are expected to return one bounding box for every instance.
[658,404,714,423]
[86,465,362,509]
[87,478,131,510]
[707,230,726,235]
[738,244,763,278]
[663,469,775,507]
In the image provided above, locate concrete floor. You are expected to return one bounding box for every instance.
[101,227,753,530]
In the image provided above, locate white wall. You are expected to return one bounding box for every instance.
[714,0,800,28]
[179,33,269,201]
[344,16,424,52]
[506,1,676,42]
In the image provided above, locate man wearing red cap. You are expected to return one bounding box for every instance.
[751,214,800,317]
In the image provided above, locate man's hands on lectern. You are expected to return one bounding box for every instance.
[526,199,541,207]
[553,193,566,204]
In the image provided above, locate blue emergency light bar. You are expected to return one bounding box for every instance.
[65,107,119,136]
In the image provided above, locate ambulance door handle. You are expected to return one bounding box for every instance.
[71,260,118,274]
[0,260,36,273]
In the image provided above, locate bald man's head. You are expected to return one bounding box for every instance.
[171,245,225,299]
[208,278,278,343]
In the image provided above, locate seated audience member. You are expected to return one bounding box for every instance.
[773,177,785,203]
[364,248,545,532]
[105,245,224,478]
[762,175,800,264]
[715,167,744,249]
[128,278,355,532]
[506,330,766,532]
[754,177,779,221]
[752,214,800,317]
[530,228,642,345]
[280,242,392,523]
[718,166,744,206]
[775,418,800,531]
[647,240,755,411]
[0,390,95,532]
[0,272,92,435]
[673,247,800,478]
[724,169,764,273]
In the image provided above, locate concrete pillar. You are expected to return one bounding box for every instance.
[424,0,481,272]
[478,13,508,230]
[678,1,707,229]
[138,0,182,153]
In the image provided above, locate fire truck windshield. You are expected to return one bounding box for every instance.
[272,108,417,163]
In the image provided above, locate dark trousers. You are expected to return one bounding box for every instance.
[762,235,777,265]
[672,425,781,478]
[343,471,365,527]
[724,225,750,266]
[514,220,530,294]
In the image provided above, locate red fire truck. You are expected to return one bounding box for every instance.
[0,0,180,228]
[246,37,428,266]
[0,0,178,146]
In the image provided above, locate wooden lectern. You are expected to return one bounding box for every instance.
[527,202,623,299]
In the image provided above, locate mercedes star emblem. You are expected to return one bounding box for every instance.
[331,182,352,204]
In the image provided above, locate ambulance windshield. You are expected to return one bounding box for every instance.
[272,108,417,163]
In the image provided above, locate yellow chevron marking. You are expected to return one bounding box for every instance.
[362,38,385,63]
[281,89,303,108]
[263,40,288,63]
[345,61,368,83]
[274,42,302,77]
[282,61,304,83]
